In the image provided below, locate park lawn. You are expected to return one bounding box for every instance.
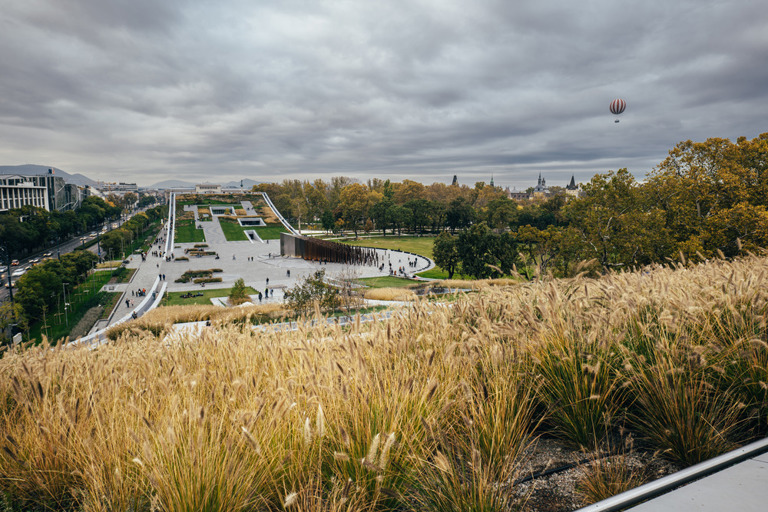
[340,235,436,258]
[355,276,416,288]
[220,218,286,241]
[253,224,287,240]
[219,217,248,241]
[164,286,258,306]
[340,235,479,280]
[175,219,206,243]
[341,235,450,278]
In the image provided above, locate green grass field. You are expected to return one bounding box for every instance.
[355,276,416,288]
[338,235,465,279]
[219,218,248,241]
[339,235,436,258]
[163,286,258,306]
[220,218,287,242]
[252,224,287,240]
[339,235,480,280]
[175,219,206,243]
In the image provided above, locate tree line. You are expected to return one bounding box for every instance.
[0,204,167,339]
[98,205,167,259]
[0,193,155,259]
[255,175,563,237]
[257,133,768,278]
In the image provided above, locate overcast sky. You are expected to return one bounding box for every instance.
[1,0,766,189]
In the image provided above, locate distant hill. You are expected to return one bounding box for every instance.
[150,178,262,190]
[0,164,98,187]
[149,179,196,189]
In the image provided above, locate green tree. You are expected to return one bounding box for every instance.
[284,269,340,316]
[456,223,502,279]
[321,210,336,233]
[371,197,393,235]
[229,278,249,305]
[405,198,431,234]
[563,169,672,271]
[446,197,474,233]
[647,133,768,257]
[0,302,25,345]
[338,184,380,237]
[433,231,460,278]
[388,204,412,235]
[486,197,518,232]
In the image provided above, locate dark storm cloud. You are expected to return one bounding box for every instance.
[0,0,766,188]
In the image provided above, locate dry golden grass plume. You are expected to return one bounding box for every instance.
[1,253,767,510]
[362,288,418,301]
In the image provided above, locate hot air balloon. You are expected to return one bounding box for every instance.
[610,99,626,123]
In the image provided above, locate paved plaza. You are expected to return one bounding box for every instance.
[100,212,433,329]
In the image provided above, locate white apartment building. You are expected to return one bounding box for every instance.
[0,175,49,212]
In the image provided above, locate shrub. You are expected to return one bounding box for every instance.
[193,277,222,284]
[533,336,622,450]
[229,278,249,305]
[284,269,340,316]
[576,452,647,505]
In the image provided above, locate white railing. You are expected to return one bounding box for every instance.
[258,191,300,236]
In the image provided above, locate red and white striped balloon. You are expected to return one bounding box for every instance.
[610,98,626,115]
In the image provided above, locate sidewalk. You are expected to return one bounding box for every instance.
[105,233,169,326]
[627,453,768,511]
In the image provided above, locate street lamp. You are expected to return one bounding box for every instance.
[62,282,69,327]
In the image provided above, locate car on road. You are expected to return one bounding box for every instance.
[43,252,52,257]
[11,260,19,266]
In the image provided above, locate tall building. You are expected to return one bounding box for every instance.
[0,169,84,212]
[0,175,49,212]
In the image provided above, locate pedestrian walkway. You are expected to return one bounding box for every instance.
[106,250,166,326]
[202,216,227,244]
[627,454,768,511]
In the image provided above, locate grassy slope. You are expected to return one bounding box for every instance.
[355,276,416,288]
[339,235,467,279]
[27,270,116,343]
[218,217,248,241]
[220,218,286,241]
[174,219,206,243]
[252,224,287,240]
[339,235,435,257]
[163,286,258,306]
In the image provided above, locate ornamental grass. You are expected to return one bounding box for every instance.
[1,253,767,511]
